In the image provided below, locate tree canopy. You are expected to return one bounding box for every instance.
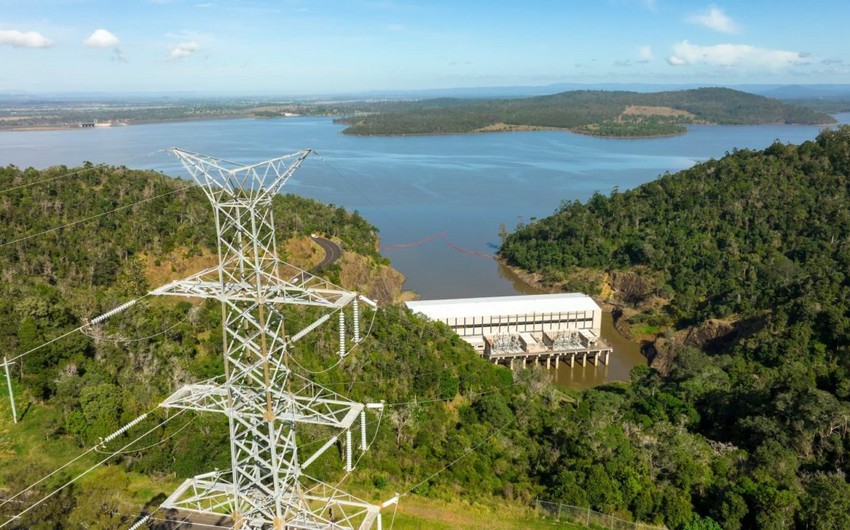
[500,126,850,529]
[338,88,835,137]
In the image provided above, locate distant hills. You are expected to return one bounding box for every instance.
[338,87,837,138]
[2,85,844,135]
[8,82,850,101]
[349,83,850,101]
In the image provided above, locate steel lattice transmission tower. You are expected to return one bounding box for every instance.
[151,148,392,529]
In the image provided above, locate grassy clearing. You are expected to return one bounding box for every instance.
[629,323,661,337]
[384,496,586,530]
[0,385,94,479]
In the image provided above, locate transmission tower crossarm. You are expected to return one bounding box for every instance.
[159,381,373,430]
[151,265,355,308]
[169,147,312,200]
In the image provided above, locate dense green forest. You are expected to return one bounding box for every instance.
[501,126,850,529]
[780,96,850,115]
[0,164,579,528]
[338,88,835,137]
[5,137,850,530]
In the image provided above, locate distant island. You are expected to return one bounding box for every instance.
[337,87,837,138]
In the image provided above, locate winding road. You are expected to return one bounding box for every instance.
[289,235,342,284]
[310,235,342,272]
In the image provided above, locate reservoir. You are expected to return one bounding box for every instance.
[2,114,848,387]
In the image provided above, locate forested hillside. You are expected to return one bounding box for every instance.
[500,126,850,529]
[338,88,835,137]
[0,164,597,529]
[5,149,850,529]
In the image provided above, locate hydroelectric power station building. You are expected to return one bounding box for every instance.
[406,293,612,368]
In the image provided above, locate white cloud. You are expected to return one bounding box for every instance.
[688,5,740,34]
[0,29,53,48]
[638,45,652,63]
[169,41,200,59]
[84,29,121,48]
[668,40,804,70]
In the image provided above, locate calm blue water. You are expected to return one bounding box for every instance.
[2,115,848,299]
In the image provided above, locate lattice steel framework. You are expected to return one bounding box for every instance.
[152,148,388,529]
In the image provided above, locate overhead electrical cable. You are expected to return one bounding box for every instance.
[0,149,167,196]
[287,302,378,377]
[383,373,544,526]
[82,317,188,344]
[0,165,101,195]
[0,184,192,249]
[0,409,187,528]
[3,294,151,366]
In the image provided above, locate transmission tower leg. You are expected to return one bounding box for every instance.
[361,410,368,451]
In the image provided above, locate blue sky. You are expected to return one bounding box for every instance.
[1,0,849,95]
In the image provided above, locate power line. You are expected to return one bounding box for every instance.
[382,371,543,527]
[384,380,520,408]
[400,414,515,498]
[0,409,187,528]
[3,147,529,528]
[0,382,213,513]
[94,418,193,455]
[0,149,168,196]
[82,316,187,344]
[287,303,378,377]
[312,151,402,231]
[0,165,101,195]
[314,153,495,260]
[0,184,192,249]
[4,294,150,366]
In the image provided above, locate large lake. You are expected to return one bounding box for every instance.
[3,114,848,387]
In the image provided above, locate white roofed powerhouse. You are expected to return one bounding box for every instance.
[406,293,605,359]
[406,293,600,320]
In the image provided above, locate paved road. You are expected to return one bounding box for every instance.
[310,235,341,271]
[290,235,342,284]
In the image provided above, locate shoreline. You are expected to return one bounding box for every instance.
[4,115,839,137]
[0,113,325,133]
[494,257,647,350]
[341,119,840,140]
[341,125,690,140]
[0,115,252,132]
